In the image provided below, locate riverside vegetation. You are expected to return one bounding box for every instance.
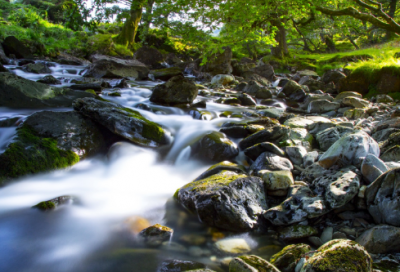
[3,0,400,272]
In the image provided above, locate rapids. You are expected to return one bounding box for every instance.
[0,62,277,272]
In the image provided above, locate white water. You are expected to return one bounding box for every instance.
[0,63,263,271]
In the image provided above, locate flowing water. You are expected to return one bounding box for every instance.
[0,62,282,272]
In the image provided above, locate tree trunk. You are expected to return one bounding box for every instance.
[114,3,144,47]
[321,34,337,53]
[386,0,397,39]
[347,35,360,49]
[271,24,289,59]
[142,0,155,38]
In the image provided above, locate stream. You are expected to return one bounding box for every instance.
[0,62,282,272]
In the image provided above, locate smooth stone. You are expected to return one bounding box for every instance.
[308,236,323,247]
[259,170,294,196]
[279,225,318,240]
[215,238,251,255]
[250,152,294,173]
[286,146,308,166]
[342,96,370,108]
[320,227,333,244]
[308,99,340,113]
[211,74,235,86]
[356,225,400,254]
[244,142,286,160]
[361,154,389,184]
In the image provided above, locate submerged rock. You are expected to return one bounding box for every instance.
[0,72,96,108]
[73,97,170,148]
[0,111,105,183]
[150,75,198,105]
[176,171,267,232]
[33,196,77,211]
[300,239,373,272]
[229,255,280,272]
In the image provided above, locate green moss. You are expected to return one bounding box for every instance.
[108,92,121,97]
[0,125,79,183]
[270,243,311,270]
[85,89,97,95]
[33,201,56,211]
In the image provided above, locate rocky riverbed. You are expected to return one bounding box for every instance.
[1,42,400,272]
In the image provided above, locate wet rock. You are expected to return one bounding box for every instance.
[56,52,90,66]
[158,260,206,272]
[238,93,257,106]
[138,224,173,247]
[0,111,105,183]
[176,171,267,232]
[286,146,307,165]
[229,255,280,272]
[0,44,9,64]
[196,132,239,162]
[356,225,400,254]
[135,46,165,69]
[37,75,61,85]
[22,62,51,74]
[259,170,294,196]
[1,36,32,59]
[308,99,340,113]
[220,122,264,138]
[270,244,311,272]
[365,168,400,226]
[250,152,293,173]
[250,64,276,81]
[73,97,170,147]
[83,54,149,79]
[243,80,263,95]
[200,46,232,75]
[150,75,198,105]
[70,83,103,93]
[257,107,285,119]
[334,91,363,103]
[149,67,184,81]
[256,88,273,99]
[194,161,246,181]
[211,74,235,86]
[318,131,380,169]
[244,142,286,160]
[322,70,346,85]
[300,239,373,272]
[215,238,251,255]
[279,225,318,240]
[342,96,370,108]
[265,168,360,225]
[361,154,389,184]
[239,125,289,150]
[281,80,303,97]
[300,94,334,110]
[33,196,77,211]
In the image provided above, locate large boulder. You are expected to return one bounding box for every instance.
[56,52,91,66]
[316,126,354,152]
[300,239,373,272]
[73,97,170,148]
[0,44,10,64]
[265,167,360,225]
[308,99,340,113]
[250,64,276,81]
[0,72,96,108]
[175,171,268,232]
[196,131,239,162]
[150,75,198,105]
[229,255,280,272]
[83,55,149,79]
[322,70,346,85]
[270,244,311,272]
[22,62,52,74]
[1,36,32,59]
[318,131,380,169]
[0,111,105,183]
[200,47,233,75]
[356,225,400,254]
[365,168,400,226]
[149,67,184,81]
[134,46,165,69]
[281,80,303,96]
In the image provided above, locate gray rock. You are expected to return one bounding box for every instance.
[215,238,251,255]
[259,170,294,196]
[356,225,400,254]
[149,67,184,81]
[322,70,346,85]
[265,168,360,225]
[250,152,294,173]
[244,142,286,160]
[239,125,289,150]
[134,46,165,69]
[84,55,149,79]
[158,260,206,272]
[342,96,370,108]
[73,97,170,148]
[318,131,380,169]
[257,107,285,119]
[238,93,257,106]
[0,72,96,108]
[255,88,273,99]
[200,46,232,75]
[376,94,394,103]
[37,75,61,85]
[138,224,173,247]
[365,168,400,226]
[229,255,280,272]
[308,122,336,135]
[300,163,331,182]
[279,225,318,240]
[197,132,239,162]
[334,91,363,103]
[23,62,51,74]
[286,146,308,165]
[308,236,323,247]
[176,171,267,232]
[316,126,354,151]
[281,80,303,96]
[150,76,198,105]
[361,154,389,184]
[1,36,32,59]
[270,244,311,272]
[300,239,373,272]
[211,74,235,86]
[372,128,400,143]
[308,99,340,113]
[250,64,276,81]
[320,227,333,244]
[303,151,319,167]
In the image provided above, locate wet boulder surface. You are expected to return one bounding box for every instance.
[150,75,199,105]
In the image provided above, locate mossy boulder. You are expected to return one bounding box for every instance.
[0,111,106,183]
[73,97,170,148]
[176,171,268,232]
[149,67,184,81]
[229,255,280,272]
[196,131,239,162]
[138,224,173,247]
[1,36,32,59]
[300,239,373,272]
[270,244,311,272]
[0,72,97,108]
[22,62,51,74]
[194,161,246,181]
[150,75,198,105]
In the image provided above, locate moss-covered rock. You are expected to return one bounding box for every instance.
[229,255,280,272]
[22,62,51,74]
[33,196,76,211]
[73,97,170,148]
[176,171,268,232]
[270,244,311,272]
[196,131,239,162]
[300,239,373,272]
[138,224,173,247]
[149,67,184,81]
[194,161,246,181]
[279,225,318,240]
